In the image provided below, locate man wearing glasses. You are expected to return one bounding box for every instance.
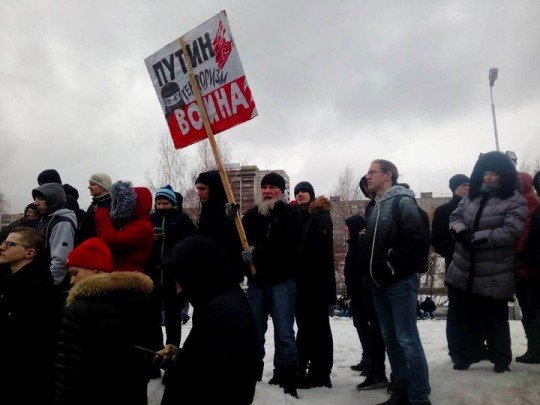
[361,160,431,405]
[0,227,57,404]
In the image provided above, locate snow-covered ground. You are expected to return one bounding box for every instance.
[148,318,540,404]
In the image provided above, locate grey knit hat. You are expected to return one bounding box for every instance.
[89,173,112,191]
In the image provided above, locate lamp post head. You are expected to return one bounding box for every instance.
[489,68,499,87]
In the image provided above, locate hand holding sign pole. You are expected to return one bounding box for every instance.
[178,35,255,276]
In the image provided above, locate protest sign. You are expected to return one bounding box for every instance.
[145,11,257,149]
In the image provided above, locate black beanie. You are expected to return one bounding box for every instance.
[449,174,470,193]
[294,181,315,201]
[37,169,62,186]
[261,172,285,192]
[345,215,366,236]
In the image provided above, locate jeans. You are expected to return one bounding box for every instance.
[247,279,298,369]
[372,274,431,402]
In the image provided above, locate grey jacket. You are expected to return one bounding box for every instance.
[364,186,430,287]
[38,208,77,285]
[445,191,527,299]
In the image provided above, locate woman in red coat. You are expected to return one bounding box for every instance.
[95,181,154,273]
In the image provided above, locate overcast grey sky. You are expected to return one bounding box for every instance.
[1,0,539,212]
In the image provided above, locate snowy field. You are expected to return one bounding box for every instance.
[148,318,540,404]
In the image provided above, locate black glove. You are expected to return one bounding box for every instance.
[452,230,473,251]
[225,202,240,220]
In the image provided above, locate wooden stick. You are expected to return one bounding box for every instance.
[179,36,255,276]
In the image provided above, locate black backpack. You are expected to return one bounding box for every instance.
[391,195,430,273]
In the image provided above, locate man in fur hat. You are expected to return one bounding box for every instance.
[241,172,302,398]
[293,181,336,389]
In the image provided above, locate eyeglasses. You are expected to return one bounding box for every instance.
[0,240,31,249]
[366,170,385,176]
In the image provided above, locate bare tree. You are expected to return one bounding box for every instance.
[330,166,365,297]
[146,134,190,195]
[0,191,7,216]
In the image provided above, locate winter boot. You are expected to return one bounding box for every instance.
[268,368,282,385]
[279,366,298,398]
[351,358,370,372]
[453,361,471,371]
[356,374,389,391]
[517,324,540,364]
[494,363,511,373]
[255,360,264,382]
[376,390,409,405]
[297,373,332,389]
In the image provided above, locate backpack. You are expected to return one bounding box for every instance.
[391,194,430,273]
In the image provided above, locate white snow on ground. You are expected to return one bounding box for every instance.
[148,318,540,404]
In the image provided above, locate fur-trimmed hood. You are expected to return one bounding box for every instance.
[308,196,332,215]
[110,181,137,226]
[66,272,153,305]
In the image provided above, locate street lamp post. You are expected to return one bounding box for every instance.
[489,68,500,151]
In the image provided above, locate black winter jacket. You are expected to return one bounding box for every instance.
[296,197,337,305]
[161,289,258,405]
[431,195,461,268]
[0,261,57,405]
[242,199,302,287]
[527,208,540,275]
[76,194,112,244]
[363,186,430,287]
[54,272,153,405]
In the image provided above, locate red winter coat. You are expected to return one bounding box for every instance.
[516,172,540,280]
[95,187,154,273]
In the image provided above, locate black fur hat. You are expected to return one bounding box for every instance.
[469,151,517,200]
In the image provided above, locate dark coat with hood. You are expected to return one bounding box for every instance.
[0,204,41,243]
[528,172,540,273]
[446,152,527,300]
[296,196,336,305]
[344,215,366,299]
[161,236,258,405]
[362,185,430,287]
[33,183,77,287]
[431,195,462,268]
[94,182,154,273]
[54,272,153,405]
[0,260,57,404]
[196,170,245,282]
[242,197,303,287]
[515,172,539,280]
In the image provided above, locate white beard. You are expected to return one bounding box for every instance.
[257,195,287,217]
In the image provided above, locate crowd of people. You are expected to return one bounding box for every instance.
[1,150,539,405]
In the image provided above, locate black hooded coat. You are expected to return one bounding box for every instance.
[196,170,245,282]
[161,236,258,405]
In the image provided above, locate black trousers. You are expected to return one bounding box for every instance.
[350,296,371,359]
[447,285,511,366]
[149,274,184,349]
[296,290,333,378]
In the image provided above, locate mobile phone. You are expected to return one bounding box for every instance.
[154,227,164,234]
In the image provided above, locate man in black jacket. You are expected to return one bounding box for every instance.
[195,170,245,283]
[160,236,258,405]
[242,172,302,398]
[148,185,195,353]
[77,173,112,244]
[0,227,57,405]
[431,173,469,363]
[431,174,470,269]
[294,181,336,389]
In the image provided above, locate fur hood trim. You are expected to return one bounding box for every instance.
[309,196,332,215]
[66,272,153,305]
[110,181,137,226]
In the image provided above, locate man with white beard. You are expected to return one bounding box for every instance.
[242,172,303,398]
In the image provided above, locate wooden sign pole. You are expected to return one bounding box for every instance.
[179,36,255,276]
